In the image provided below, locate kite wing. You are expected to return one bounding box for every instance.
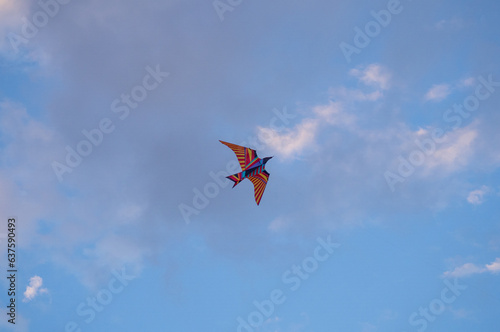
[219,140,260,170]
[247,171,270,205]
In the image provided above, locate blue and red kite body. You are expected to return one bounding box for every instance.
[220,140,272,205]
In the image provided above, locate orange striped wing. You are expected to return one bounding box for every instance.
[220,140,259,171]
[247,171,270,205]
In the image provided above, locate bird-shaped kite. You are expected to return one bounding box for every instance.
[220,140,272,205]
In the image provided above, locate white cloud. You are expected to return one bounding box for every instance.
[486,258,500,273]
[313,101,356,127]
[467,185,490,205]
[257,118,319,160]
[425,76,477,101]
[443,258,500,278]
[23,276,48,302]
[387,124,479,185]
[423,126,477,174]
[258,83,368,160]
[258,63,391,160]
[434,129,476,164]
[442,263,486,278]
[424,84,452,102]
[350,64,391,90]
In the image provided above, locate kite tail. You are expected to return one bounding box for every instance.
[227,172,243,188]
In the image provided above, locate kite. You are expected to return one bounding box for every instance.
[220,140,272,205]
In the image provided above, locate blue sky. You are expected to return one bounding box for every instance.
[0,0,499,331]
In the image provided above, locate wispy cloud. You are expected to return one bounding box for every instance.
[424,84,452,102]
[486,258,500,273]
[313,101,356,127]
[422,125,478,174]
[23,275,48,302]
[443,258,500,278]
[350,64,391,90]
[257,118,319,160]
[467,185,490,205]
[423,76,478,102]
[259,63,390,160]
